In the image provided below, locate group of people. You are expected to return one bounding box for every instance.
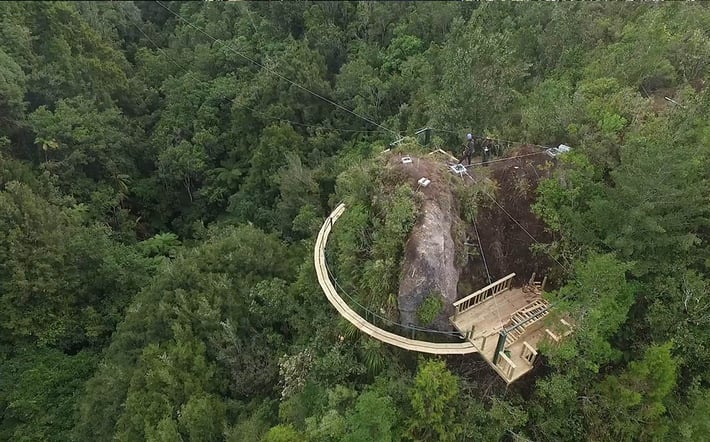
[459,133,498,166]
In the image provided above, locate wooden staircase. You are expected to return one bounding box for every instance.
[505,299,551,346]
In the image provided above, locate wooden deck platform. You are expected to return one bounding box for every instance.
[450,281,554,383]
[451,287,541,341]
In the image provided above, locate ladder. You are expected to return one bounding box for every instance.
[505,299,551,346]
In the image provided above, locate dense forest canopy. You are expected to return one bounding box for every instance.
[1,2,709,441]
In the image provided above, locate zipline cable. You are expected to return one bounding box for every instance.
[132,22,390,135]
[463,150,548,168]
[473,217,500,286]
[471,206,506,328]
[468,173,571,274]
[471,217,493,286]
[155,0,401,138]
[430,127,551,150]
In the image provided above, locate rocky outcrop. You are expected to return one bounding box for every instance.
[397,189,459,331]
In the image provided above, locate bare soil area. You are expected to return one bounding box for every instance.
[467,146,555,288]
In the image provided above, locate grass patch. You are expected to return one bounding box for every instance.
[417,295,444,325]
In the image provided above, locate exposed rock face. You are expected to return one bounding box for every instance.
[398,190,459,331]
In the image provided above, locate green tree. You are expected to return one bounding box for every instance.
[431,12,529,134]
[263,425,303,442]
[178,393,227,442]
[0,348,97,442]
[528,254,635,441]
[274,153,321,239]
[407,359,461,442]
[344,391,397,442]
[459,398,529,441]
[0,181,150,350]
[591,343,678,440]
[11,2,129,107]
[646,271,710,385]
[28,96,137,211]
[0,48,26,134]
[157,140,208,202]
[75,223,291,441]
[668,384,710,440]
[546,254,635,377]
[230,123,305,229]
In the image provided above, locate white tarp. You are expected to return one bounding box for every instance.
[546,144,572,157]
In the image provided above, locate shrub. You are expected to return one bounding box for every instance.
[417,295,443,325]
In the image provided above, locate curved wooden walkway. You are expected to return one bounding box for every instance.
[314,203,478,355]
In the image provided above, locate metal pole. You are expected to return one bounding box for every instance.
[492,331,507,364]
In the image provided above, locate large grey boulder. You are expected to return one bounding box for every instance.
[397,191,459,331]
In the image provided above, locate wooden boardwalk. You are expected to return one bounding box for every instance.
[314,203,478,355]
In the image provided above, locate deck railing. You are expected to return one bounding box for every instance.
[453,273,516,319]
[521,341,538,365]
[496,351,516,380]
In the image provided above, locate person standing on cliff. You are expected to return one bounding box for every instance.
[482,137,493,166]
[460,133,475,165]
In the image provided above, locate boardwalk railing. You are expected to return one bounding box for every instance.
[496,351,516,380]
[315,203,479,355]
[452,273,516,319]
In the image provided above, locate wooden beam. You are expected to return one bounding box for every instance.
[521,341,538,365]
[453,273,516,308]
[545,329,560,343]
